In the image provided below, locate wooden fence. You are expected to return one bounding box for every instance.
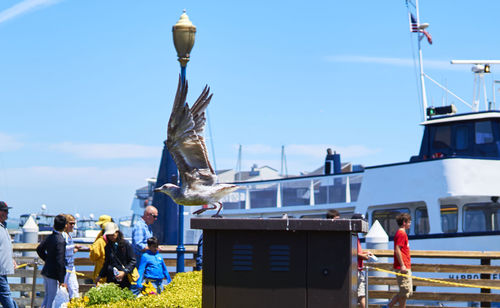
[10,243,199,307]
[366,249,500,308]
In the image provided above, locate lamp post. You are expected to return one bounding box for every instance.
[172,10,196,273]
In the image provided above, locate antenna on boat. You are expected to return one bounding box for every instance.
[450,60,500,111]
[408,1,480,116]
[280,145,288,177]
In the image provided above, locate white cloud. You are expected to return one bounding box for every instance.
[0,132,23,152]
[324,55,464,71]
[50,142,162,159]
[0,0,62,24]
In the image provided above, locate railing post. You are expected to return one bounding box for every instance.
[480,257,491,307]
[277,183,282,208]
[345,176,351,203]
[31,261,38,308]
[245,187,251,209]
[309,180,315,206]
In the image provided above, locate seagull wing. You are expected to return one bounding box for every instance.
[166,77,216,187]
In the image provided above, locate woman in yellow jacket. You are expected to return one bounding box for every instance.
[89,215,113,281]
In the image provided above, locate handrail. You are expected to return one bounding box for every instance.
[12,243,199,254]
[367,249,500,259]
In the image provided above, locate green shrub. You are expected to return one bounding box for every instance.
[70,271,202,308]
[86,283,135,305]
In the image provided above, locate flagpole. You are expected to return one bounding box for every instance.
[415,0,428,116]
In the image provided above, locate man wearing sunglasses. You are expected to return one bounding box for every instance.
[0,201,17,308]
[132,205,158,263]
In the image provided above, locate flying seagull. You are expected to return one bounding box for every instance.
[154,77,238,217]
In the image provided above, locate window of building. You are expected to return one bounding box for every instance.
[463,202,500,232]
[475,121,494,144]
[433,126,451,149]
[415,207,429,235]
[440,205,458,233]
[455,125,469,151]
[372,208,410,236]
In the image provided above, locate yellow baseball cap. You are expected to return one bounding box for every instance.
[95,215,112,226]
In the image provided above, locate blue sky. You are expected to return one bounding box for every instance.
[0,0,499,219]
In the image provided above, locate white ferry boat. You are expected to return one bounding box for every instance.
[130,2,500,255]
[195,7,500,253]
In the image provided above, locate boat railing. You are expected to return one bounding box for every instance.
[221,172,363,211]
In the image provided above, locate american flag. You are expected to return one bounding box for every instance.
[409,13,432,44]
[409,13,419,32]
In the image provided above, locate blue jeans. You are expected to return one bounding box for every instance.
[0,275,17,308]
[41,276,58,308]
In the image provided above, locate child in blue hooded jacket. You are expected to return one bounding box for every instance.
[136,237,171,294]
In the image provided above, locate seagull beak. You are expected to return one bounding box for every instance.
[154,188,161,192]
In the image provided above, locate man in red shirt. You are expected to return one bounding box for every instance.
[388,213,412,308]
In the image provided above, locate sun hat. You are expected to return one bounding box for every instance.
[95,215,112,226]
[103,222,119,236]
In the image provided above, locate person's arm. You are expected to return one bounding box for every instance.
[136,255,147,289]
[395,245,407,273]
[89,238,105,263]
[162,258,172,283]
[132,225,148,253]
[124,242,137,274]
[36,238,47,261]
[56,237,66,284]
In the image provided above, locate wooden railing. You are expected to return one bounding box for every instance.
[10,243,199,307]
[366,249,500,308]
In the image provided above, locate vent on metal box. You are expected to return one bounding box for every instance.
[232,244,253,271]
[269,244,290,272]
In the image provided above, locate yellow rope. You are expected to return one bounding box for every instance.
[366,265,500,290]
[66,269,92,279]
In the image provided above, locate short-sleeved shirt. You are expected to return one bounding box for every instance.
[393,229,411,269]
[357,239,364,271]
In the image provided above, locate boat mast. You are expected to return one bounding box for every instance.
[415,0,428,115]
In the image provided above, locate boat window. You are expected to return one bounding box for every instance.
[415,207,429,235]
[372,208,410,236]
[433,126,451,149]
[440,205,458,233]
[455,125,469,151]
[463,202,500,232]
[475,121,494,144]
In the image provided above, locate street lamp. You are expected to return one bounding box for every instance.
[172,10,196,273]
[173,10,196,84]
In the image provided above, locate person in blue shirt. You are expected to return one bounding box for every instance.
[136,237,171,294]
[132,206,157,263]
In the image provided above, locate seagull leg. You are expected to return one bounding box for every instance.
[211,202,223,218]
[193,204,217,215]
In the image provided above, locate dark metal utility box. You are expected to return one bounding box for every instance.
[191,218,368,308]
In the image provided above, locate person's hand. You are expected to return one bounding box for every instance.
[400,265,408,274]
[12,259,17,268]
[116,271,126,281]
[367,251,374,257]
[95,277,101,285]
